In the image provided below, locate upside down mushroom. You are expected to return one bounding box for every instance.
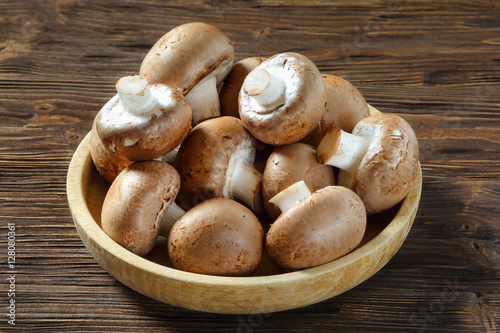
[265,181,367,271]
[317,113,419,215]
[238,52,326,145]
[93,75,192,163]
[140,22,234,124]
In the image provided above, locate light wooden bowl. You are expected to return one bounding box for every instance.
[66,106,422,314]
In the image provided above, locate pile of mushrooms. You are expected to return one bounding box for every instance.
[91,22,419,276]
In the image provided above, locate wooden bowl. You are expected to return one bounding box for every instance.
[66,106,422,314]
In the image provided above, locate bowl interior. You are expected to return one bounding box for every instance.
[67,106,422,314]
[82,153,402,275]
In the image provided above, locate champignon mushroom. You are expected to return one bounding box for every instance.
[302,74,370,146]
[168,198,264,276]
[101,160,185,256]
[140,22,234,124]
[238,52,326,145]
[175,116,263,213]
[317,113,419,215]
[262,142,336,220]
[265,181,367,271]
[90,119,133,183]
[94,75,192,162]
[156,144,181,166]
[219,56,267,118]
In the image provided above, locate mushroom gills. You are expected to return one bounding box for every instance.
[269,180,312,213]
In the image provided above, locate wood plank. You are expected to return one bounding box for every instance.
[0,0,498,331]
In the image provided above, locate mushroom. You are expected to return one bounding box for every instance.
[139,22,234,124]
[219,56,267,118]
[238,52,326,145]
[317,113,419,215]
[262,142,336,220]
[100,160,185,256]
[168,198,264,276]
[265,181,367,271]
[175,116,263,213]
[89,119,133,183]
[156,144,181,166]
[94,75,192,162]
[302,74,371,146]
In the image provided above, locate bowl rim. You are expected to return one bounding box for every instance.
[66,106,422,313]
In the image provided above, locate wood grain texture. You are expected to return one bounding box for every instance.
[65,124,421,314]
[0,0,499,332]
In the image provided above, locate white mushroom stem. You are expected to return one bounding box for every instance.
[159,201,185,238]
[229,160,263,213]
[317,127,372,176]
[269,180,312,213]
[116,75,158,116]
[157,144,181,165]
[242,68,286,110]
[186,75,220,124]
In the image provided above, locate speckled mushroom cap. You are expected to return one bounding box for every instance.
[262,143,336,220]
[238,52,326,145]
[266,186,366,271]
[219,56,267,118]
[341,113,419,215]
[89,119,133,183]
[94,83,192,162]
[168,198,264,276]
[175,116,260,209]
[139,22,234,95]
[101,160,181,256]
[303,74,370,146]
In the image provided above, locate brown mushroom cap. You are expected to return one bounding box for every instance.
[266,186,367,271]
[94,83,192,162]
[262,143,336,220]
[238,52,326,145]
[90,119,133,183]
[139,22,234,95]
[219,56,267,118]
[101,160,181,256]
[302,74,370,146]
[340,113,420,215]
[168,198,264,276]
[175,116,261,210]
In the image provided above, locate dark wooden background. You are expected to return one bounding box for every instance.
[1,0,499,332]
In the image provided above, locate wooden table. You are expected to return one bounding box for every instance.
[1,0,498,331]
